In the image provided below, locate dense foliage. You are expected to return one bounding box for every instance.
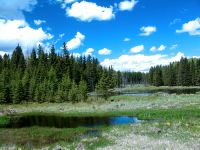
[149,58,200,86]
[120,72,148,86]
[0,44,116,104]
[1,44,199,104]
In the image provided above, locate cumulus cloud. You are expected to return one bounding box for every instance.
[101,52,185,72]
[170,18,181,26]
[118,0,137,11]
[140,26,157,36]
[59,33,65,38]
[0,19,53,53]
[83,48,94,56]
[124,38,130,42]
[158,45,166,51]
[150,46,156,52]
[150,45,166,52]
[98,48,112,55]
[0,51,9,56]
[64,0,77,4]
[54,33,65,45]
[58,0,77,9]
[34,19,46,26]
[66,32,85,50]
[66,1,115,22]
[170,44,178,50]
[0,0,37,19]
[130,45,144,53]
[176,18,200,36]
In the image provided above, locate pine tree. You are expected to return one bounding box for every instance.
[56,74,71,102]
[22,70,30,102]
[196,59,200,85]
[68,81,78,103]
[29,76,36,101]
[96,71,111,100]
[153,66,163,86]
[78,80,88,102]
[11,44,25,70]
[49,45,57,66]
[29,48,37,69]
[47,67,58,102]
[0,55,3,73]
[13,80,24,104]
[116,71,122,88]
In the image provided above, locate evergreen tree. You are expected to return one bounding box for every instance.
[13,80,24,104]
[78,80,88,102]
[96,70,113,100]
[29,48,37,69]
[49,45,57,66]
[22,70,30,102]
[68,81,78,103]
[11,44,25,70]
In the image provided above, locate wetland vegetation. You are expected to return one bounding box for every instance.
[1,85,200,149]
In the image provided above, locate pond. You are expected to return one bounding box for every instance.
[4,115,142,128]
[121,88,200,96]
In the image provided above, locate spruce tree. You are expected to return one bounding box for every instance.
[78,80,88,102]
[68,81,78,103]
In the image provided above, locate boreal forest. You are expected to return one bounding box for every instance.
[1,44,200,104]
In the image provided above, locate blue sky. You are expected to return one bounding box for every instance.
[0,0,200,71]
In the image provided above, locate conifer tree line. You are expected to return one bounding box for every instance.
[149,57,200,86]
[1,44,198,104]
[0,44,116,104]
[120,72,148,86]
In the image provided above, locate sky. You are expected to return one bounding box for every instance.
[0,0,200,72]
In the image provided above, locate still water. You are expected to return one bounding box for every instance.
[5,115,142,128]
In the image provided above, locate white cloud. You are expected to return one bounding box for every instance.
[119,0,137,11]
[54,33,65,45]
[64,0,77,4]
[124,38,130,42]
[130,45,144,53]
[66,32,85,50]
[83,48,94,56]
[170,44,178,50]
[158,45,166,51]
[176,18,200,36]
[59,33,65,38]
[0,0,37,19]
[150,46,156,52]
[150,45,166,52]
[0,19,53,53]
[140,26,157,36]
[34,19,46,26]
[0,51,9,56]
[98,48,112,55]
[66,1,115,22]
[59,0,77,9]
[101,52,185,72]
[170,18,181,26]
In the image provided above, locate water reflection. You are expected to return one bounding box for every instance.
[5,115,142,128]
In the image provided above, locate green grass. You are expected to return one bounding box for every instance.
[116,84,200,92]
[0,126,114,149]
[0,116,10,127]
[1,86,200,149]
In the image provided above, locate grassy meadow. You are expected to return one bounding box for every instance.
[0,86,200,149]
